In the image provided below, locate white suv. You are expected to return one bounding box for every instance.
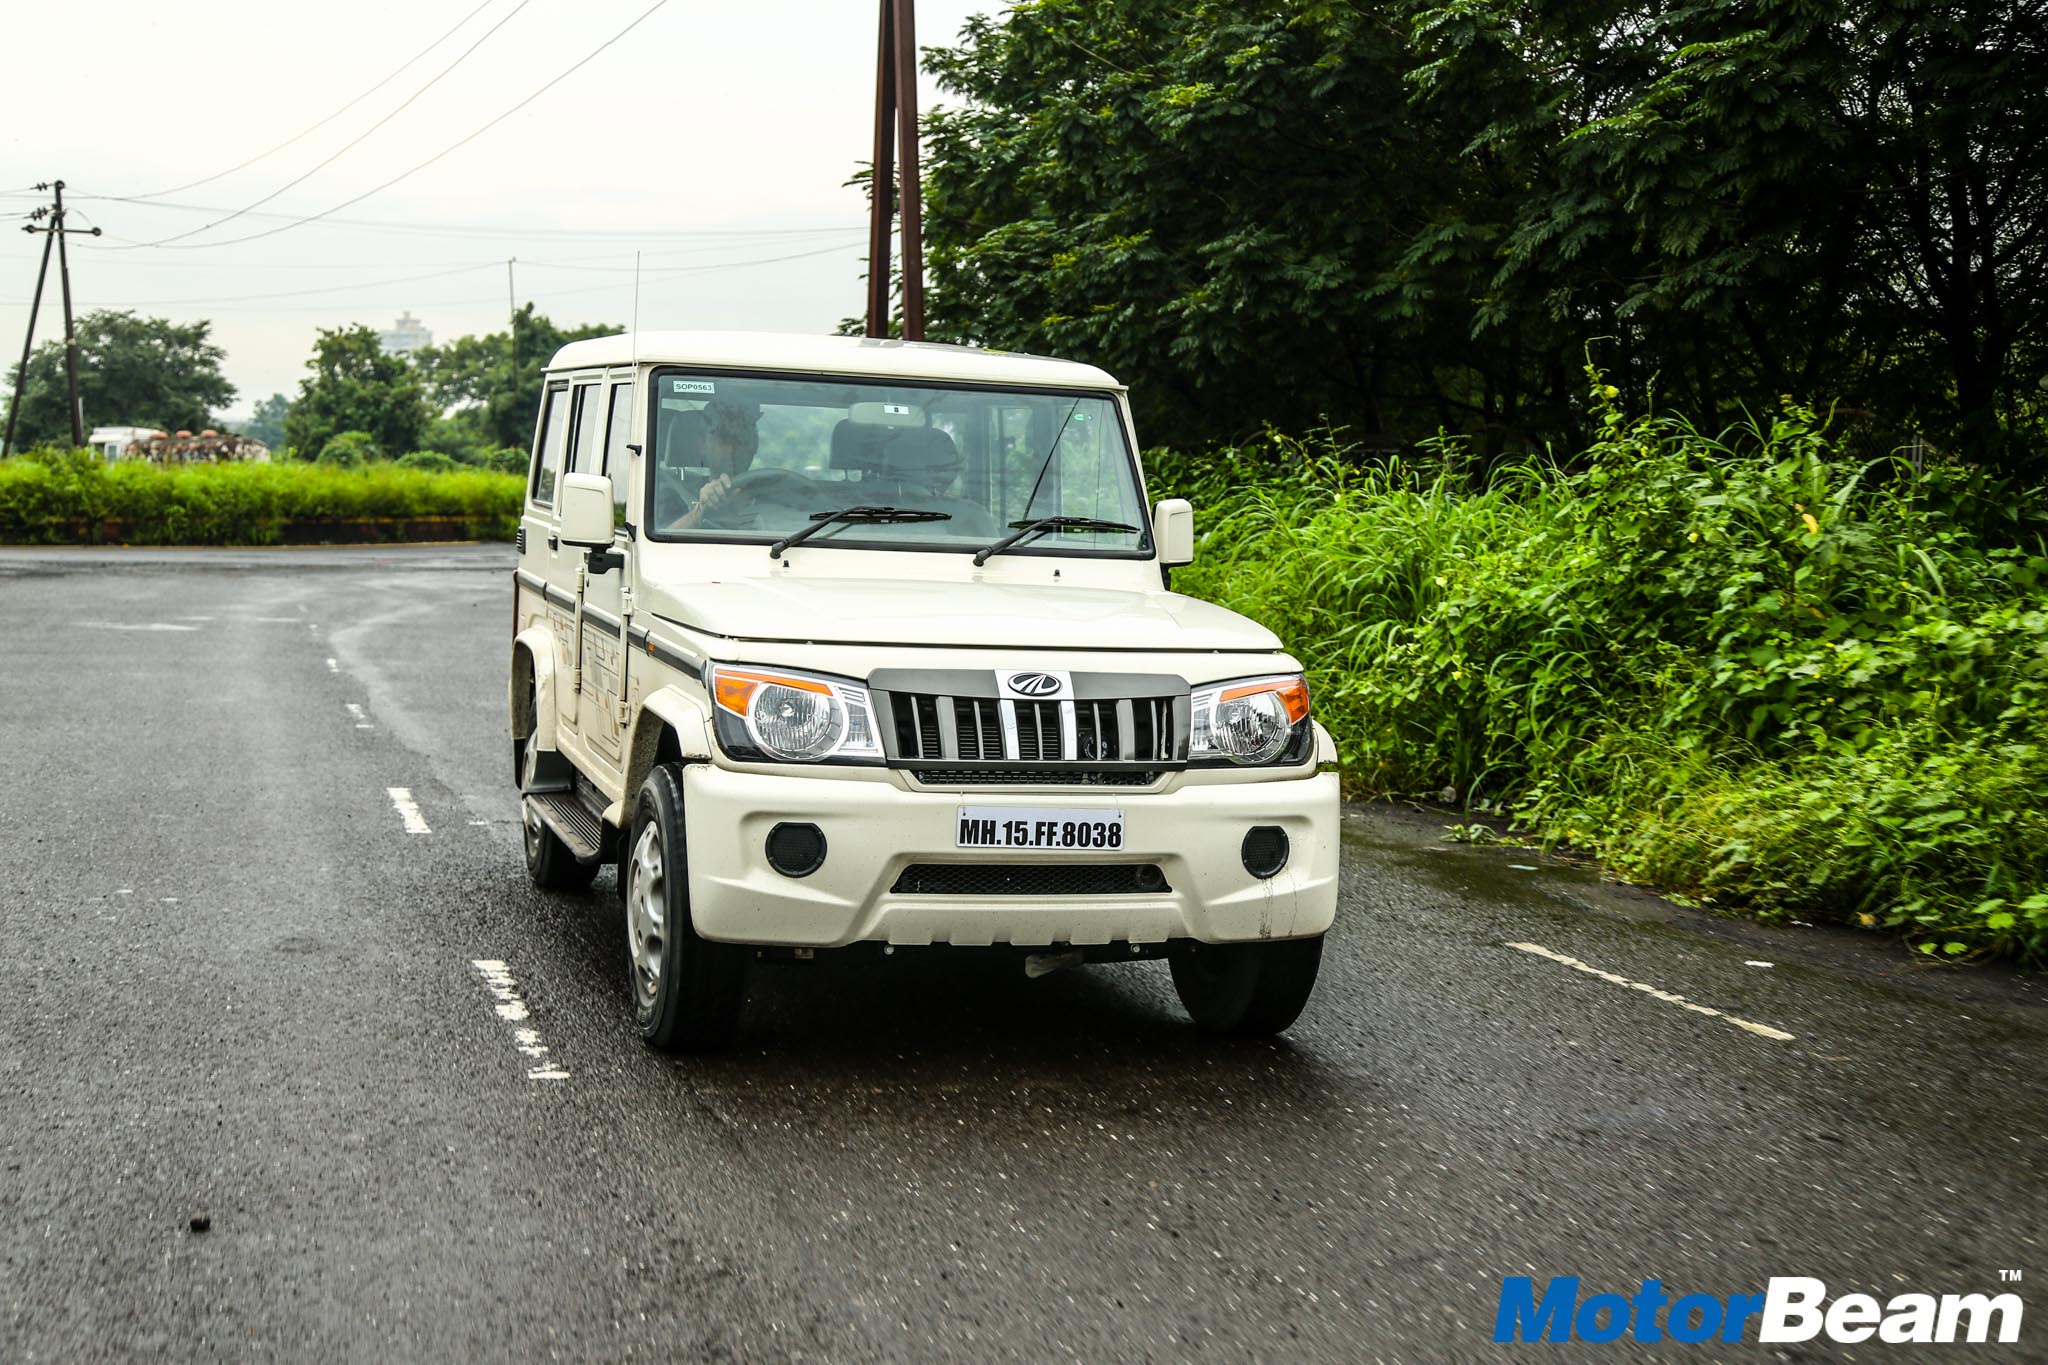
[512,332,1338,1049]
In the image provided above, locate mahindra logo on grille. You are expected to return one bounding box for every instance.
[1008,672,1063,697]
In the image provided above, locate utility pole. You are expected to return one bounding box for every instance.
[866,0,924,340]
[3,216,55,459]
[6,181,99,455]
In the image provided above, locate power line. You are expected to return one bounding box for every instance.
[69,193,863,241]
[14,236,865,315]
[125,0,501,201]
[104,0,671,253]
[121,0,534,248]
[75,261,500,307]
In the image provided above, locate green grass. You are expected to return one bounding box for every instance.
[0,449,523,544]
[1150,389,2048,962]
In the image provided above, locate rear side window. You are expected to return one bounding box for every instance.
[603,382,634,524]
[531,384,569,508]
[565,382,603,475]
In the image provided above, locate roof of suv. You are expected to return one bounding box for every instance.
[547,331,1123,391]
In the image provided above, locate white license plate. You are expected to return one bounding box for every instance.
[955,806,1125,851]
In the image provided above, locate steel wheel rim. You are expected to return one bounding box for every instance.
[627,823,667,1005]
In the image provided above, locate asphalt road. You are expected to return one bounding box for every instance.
[1,544,2042,1363]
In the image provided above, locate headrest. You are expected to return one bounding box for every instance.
[830,419,888,470]
[879,425,960,473]
[658,407,707,466]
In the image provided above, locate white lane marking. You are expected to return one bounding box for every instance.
[1745,960,1775,968]
[326,658,339,674]
[1507,942,1796,1042]
[467,819,490,827]
[114,888,132,896]
[345,702,372,729]
[80,621,197,632]
[470,960,570,1081]
[386,787,431,834]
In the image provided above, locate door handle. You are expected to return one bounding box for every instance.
[547,532,560,552]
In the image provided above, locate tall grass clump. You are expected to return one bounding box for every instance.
[0,449,523,544]
[1153,384,2048,961]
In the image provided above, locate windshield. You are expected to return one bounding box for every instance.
[643,368,1150,556]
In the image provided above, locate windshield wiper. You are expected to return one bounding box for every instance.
[972,515,1141,566]
[768,505,951,559]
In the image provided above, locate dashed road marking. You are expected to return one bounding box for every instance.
[470,960,570,1081]
[1507,941,1796,1042]
[345,703,372,729]
[386,787,431,834]
[80,621,197,632]
[326,658,339,673]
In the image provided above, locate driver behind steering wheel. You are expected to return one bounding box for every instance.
[666,398,762,530]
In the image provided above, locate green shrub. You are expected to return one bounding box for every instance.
[317,430,380,466]
[397,450,459,472]
[0,450,523,544]
[1161,386,2048,961]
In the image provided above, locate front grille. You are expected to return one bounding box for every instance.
[910,768,1162,787]
[874,673,1191,772]
[891,863,1172,896]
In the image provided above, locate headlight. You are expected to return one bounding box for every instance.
[707,664,883,763]
[1189,674,1312,765]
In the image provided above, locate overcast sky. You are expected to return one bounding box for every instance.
[0,0,999,424]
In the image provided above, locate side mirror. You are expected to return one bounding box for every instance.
[1153,497,1194,566]
[558,472,615,547]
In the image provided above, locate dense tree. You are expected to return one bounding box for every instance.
[244,392,291,448]
[921,0,2048,471]
[924,1,1459,449]
[411,306,620,451]
[3,311,233,448]
[285,325,431,460]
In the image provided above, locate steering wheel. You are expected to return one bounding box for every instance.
[726,467,817,502]
[692,467,817,529]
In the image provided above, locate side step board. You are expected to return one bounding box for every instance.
[526,791,613,865]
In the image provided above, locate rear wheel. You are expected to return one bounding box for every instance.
[1169,936,1324,1037]
[625,762,748,1051]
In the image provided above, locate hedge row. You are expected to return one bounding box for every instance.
[0,450,522,544]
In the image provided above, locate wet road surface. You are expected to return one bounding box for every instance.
[1,545,2042,1362]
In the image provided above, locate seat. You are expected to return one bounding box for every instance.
[653,408,709,527]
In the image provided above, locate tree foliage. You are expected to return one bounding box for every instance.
[921,0,2048,474]
[284,325,431,460]
[244,393,291,449]
[3,311,234,446]
[411,305,620,451]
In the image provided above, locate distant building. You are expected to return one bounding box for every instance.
[378,311,432,356]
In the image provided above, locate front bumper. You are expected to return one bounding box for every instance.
[682,766,1340,948]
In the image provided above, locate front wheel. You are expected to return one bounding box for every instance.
[624,763,748,1051]
[1169,936,1324,1037]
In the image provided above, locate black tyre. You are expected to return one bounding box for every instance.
[1168,936,1324,1037]
[623,762,748,1051]
[518,697,598,891]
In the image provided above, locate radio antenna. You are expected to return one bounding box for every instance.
[630,249,643,359]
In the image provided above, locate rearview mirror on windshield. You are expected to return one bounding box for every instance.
[1154,498,1194,566]
[559,473,616,547]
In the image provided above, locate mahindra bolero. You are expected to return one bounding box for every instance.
[512,332,1338,1049]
